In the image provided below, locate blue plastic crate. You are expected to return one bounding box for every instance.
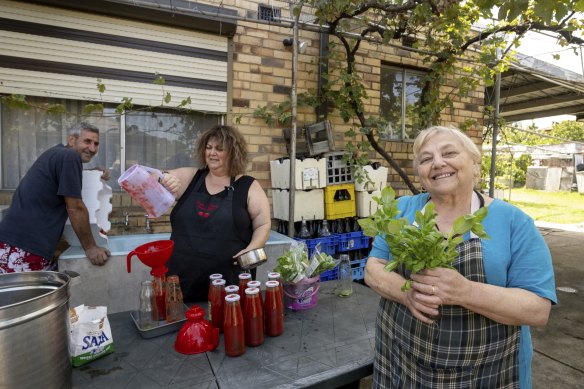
[351,258,368,281]
[335,231,370,252]
[320,267,338,282]
[319,257,368,282]
[294,236,336,258]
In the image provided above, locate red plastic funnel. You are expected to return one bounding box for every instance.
[175,305,219,354]
[126,240,174,274]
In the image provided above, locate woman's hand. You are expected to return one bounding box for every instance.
[160,173,181,197]
[410,268,551,326]
[365,257,441,324]
[410,267,472,307]
[403,287,443,324]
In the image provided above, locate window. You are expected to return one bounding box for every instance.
[1,96,221,190]
[258,4,281,21]
[380,65,424,141]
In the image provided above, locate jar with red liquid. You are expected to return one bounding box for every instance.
[223,294,245,357]
[209,278,226,332]
[165,275,185,323]
[267,272,284,306]
[264,280,284,337]
[238,273,252,304]
[151,268,167,321]
[207,273,223,320]
[243,287,264,347]
[247,280,263,306]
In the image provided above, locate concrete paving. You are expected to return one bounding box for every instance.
[532,224,584,388]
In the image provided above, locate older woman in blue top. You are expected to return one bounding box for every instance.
[366,126,556,388]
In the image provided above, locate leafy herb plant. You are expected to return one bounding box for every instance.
[358,187,490,291]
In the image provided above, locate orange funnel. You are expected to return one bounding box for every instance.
[127,240,174,274]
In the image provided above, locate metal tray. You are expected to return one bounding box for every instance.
[130,304,189,339]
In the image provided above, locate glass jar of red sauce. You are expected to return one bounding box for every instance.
[238,273,252,305]
[267,272,284,306]
[247,280,263,306]
[243,287,264,347]
[209,278,226,332]
[264,280,284,337]
[207,274,223,321]
[151,268,167,321]
[223,294,245,357]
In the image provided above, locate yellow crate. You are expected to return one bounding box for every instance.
[324,184,356,220]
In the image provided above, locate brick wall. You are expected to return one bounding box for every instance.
[1,1,486,239]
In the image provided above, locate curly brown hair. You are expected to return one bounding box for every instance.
[195,125,248,176]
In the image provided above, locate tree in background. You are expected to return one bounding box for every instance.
[280,0,584,193]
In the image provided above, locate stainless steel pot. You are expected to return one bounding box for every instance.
[236,247,267,270]
[0,271,76,389]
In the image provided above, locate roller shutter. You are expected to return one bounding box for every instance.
[0,0,229,113]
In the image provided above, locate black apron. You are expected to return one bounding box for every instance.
[168,170,253,302]
[373,194,520,388]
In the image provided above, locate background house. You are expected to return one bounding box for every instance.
[0,0,485,236]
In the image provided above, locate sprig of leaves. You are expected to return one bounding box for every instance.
[358,187,490,291]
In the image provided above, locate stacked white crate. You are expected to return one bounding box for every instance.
[355,165,389,217]
[270,158,326,222]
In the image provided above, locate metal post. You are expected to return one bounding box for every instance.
[489,49,502,198]
[287,2,301,237]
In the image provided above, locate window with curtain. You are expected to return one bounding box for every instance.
[1,97,221,190]
[380,64,424,141]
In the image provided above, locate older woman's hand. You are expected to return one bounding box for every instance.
[411,268,472,307]
[404,286,443,324]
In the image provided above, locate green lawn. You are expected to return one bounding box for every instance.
[505,188,584,224]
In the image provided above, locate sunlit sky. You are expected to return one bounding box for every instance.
[514,30,583,128]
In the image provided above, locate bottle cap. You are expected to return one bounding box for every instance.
[225,285,239,294]
[247,280,261,288]
[212,279,226,286]
[225,294,240,302]
[245,287,260,295]
[209,273,223,280]
[267,272,280,279]
[265,280,279,288]
[238,272,252,280]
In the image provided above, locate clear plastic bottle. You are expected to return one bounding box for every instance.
[337,254,353,297]
[139,280,159,329]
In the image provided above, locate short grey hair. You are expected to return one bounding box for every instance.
[413,125,482,180]
[68,122,100,137]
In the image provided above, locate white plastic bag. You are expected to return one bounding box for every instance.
[69,305,115,367]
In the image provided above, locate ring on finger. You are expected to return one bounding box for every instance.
[431,285,435,295]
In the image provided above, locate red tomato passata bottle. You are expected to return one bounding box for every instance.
[243,287,264,347]
[267,272,284,306]
[238,273,252,306]
[151,268,166,321]
[223,294,245,357]
[264,280,284,337]
[207,273,223,321]
[209,278,226,332]
[247,280,263,306]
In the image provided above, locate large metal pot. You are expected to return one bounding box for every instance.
[0,271,75,389]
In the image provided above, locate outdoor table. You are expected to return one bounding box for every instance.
[72,282,379,388]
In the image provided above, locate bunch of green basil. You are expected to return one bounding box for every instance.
[358,187,490,291]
